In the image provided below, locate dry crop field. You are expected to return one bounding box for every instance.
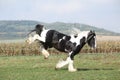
[0,36,120,56]
[97,35,120,41]
[0,41,120,56]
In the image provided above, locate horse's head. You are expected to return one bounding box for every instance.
[86,30,96,49]
[26,24,45,44]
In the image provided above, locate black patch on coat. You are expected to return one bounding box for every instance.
[51,30,71,52]
[65,41,76,52]
[52,31,66,43]
[74,34,78,38]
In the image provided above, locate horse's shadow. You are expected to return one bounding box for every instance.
[77,68,113,71]
[58,68,113,71]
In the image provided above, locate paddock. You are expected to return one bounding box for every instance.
[0,53,120,80]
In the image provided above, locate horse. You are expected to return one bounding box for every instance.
[26,24,96,72]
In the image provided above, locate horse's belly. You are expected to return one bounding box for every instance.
[53,44,66,52]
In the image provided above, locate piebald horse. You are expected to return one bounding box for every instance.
[26,24,96,72]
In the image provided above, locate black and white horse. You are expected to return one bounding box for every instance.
[26,24,96,72]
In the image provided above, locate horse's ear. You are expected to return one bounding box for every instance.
[92,30,95,33]
[89,30,95,35]
[90,30,95,33]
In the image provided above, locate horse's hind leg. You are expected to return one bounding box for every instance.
[40,46,50,59]
[55,56,77,72]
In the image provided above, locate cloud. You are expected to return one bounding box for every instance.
[0,0,119,33]
[0,0,116,16]
[33,0,83,15]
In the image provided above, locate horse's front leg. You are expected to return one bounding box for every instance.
[40,46,50,59]
[67,52,77,72]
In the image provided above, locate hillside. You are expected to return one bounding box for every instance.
[0,20,119,40]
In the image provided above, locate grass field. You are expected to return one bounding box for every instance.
[0,53,120,80]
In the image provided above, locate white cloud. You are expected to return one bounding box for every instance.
[33,0,83,15]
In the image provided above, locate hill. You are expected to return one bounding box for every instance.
[0,20,119,40]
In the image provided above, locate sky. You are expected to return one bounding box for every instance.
[0,0,120,33]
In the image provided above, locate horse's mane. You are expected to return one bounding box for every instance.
[70,27,81,35]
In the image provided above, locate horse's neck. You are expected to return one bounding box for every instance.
[78,36,86,51]
[79,42,86,51]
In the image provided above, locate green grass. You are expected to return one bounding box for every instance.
[0,53,120,80]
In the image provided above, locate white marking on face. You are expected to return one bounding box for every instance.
[94,36,97,48]
[89,36,96,49]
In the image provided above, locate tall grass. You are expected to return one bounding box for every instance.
[0,42,40,56]
[0,40,120,56]
[81,40,120,53]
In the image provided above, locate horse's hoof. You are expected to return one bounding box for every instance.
[68,69,77,72]
[44,57,48,59]
[55,67,59,70]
